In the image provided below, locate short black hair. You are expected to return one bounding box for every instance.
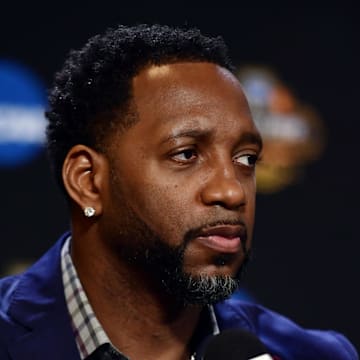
[45,24,234,191]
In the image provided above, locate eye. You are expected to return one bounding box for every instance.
[233,154,259,167]
[171,148,198,163]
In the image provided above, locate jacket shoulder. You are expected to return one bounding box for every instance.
[0,274,22,359]
[215,297,358,360]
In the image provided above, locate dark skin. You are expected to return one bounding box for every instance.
[62,62,262,360]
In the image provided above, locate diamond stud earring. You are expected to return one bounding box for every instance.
[83,206,96,218]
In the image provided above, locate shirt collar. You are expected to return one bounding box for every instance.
[61,236,220,359]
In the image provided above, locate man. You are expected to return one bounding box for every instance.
[0,24,357,359]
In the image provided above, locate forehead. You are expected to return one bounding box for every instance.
[127,62,258,142]
[133,62,247,112]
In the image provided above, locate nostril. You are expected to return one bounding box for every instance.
[212,200,227,208]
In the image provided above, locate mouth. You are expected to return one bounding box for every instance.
[195,224,246,254]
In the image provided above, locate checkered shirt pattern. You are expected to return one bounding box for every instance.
[61,237,112,359]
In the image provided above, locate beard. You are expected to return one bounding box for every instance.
[112,210,251,306]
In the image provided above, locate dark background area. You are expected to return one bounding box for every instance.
[1,3,359,351]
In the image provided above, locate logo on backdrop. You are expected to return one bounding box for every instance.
[237,65,326,193]
[0,60,46,167]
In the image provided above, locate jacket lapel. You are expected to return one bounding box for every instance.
[6,232,80,359]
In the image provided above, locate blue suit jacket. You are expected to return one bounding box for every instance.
[0,232,358,359]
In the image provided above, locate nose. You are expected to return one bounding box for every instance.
[200,161,246,210]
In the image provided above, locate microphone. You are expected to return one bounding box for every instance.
[196,329,273,360]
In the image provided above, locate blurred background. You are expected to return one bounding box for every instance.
[1,3,359,351]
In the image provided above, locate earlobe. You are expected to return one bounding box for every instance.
[62,144,106,216]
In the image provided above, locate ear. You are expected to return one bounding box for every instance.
[62,144,108,216]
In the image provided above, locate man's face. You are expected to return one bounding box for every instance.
[101,62,262,304]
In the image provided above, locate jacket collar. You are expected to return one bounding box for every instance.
[6,231,80,359]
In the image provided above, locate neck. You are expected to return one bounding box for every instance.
[71,230,203,360]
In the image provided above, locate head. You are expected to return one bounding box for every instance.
[46,24,262,306]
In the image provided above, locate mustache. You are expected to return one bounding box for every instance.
[183,219,248,249]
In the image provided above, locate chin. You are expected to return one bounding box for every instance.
[187,253,245,278]
[176,271,240,306]
[190,266,236,280]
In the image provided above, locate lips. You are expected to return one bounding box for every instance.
[195,225,246,253]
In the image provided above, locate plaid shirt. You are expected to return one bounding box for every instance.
[61,237,219,359]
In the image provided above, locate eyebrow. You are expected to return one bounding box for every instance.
[237,131,263,152]
[161,128,263,151]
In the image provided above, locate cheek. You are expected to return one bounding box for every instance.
[126,181,191,242]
